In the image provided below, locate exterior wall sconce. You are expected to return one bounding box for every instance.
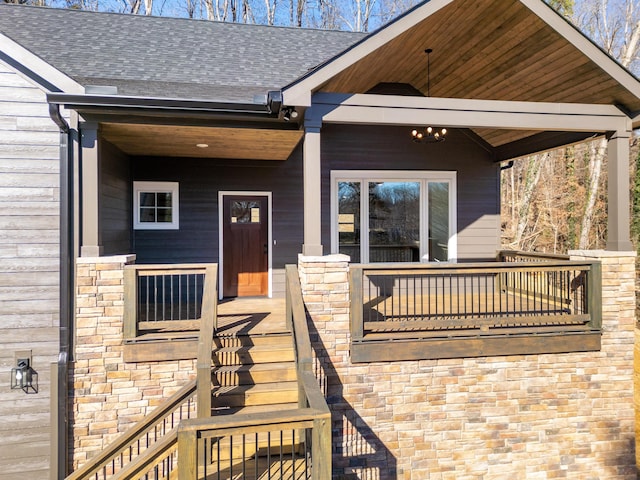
[11,358,38,394]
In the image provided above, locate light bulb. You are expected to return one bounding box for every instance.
[427,126,433,134]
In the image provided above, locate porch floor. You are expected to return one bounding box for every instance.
[217,297,288,335]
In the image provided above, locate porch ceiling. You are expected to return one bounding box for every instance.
[316,0,640,147]
[100,123,304,160]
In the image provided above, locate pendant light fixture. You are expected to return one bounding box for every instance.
[411,49,447,143]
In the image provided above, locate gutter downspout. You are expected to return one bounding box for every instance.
[49,103,72,479]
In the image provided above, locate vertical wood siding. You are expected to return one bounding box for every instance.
[0,61,60,480]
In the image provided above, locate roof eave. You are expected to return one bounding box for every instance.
[46,92,280,117]
[0,32,83,94]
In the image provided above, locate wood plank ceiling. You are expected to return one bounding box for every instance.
[100,123,304,160]
[318,0,640,147]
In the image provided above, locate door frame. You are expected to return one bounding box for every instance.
[218,191,273,299]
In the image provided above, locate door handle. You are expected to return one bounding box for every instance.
[264,244,268,254]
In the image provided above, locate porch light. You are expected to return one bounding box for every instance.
[411,49,447,143]
[11,358,38,394]
[282,107,298,122]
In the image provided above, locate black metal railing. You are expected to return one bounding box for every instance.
[350,258,601,337]
[124,264,215,339]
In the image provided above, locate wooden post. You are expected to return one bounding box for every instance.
[302,117,323,256]
[311,415,332,480]
[349,266,364,341]
[177,428,198,480]
[587,261,602,330]
[606,129,633,251]
[123,266,137,341]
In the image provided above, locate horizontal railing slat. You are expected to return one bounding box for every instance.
[365,314,591,331]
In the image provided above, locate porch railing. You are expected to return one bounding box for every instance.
[124,263,217,340]
[65,380,197,480]
[176,264,331,479]
[112,264,328,478]
[350,255,602,340]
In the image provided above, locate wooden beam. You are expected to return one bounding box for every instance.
[309,93,629,133]
[351,331,601,362]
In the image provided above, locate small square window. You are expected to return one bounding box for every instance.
[134,182,179,230]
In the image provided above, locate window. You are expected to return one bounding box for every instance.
[331,171,456,263]
[133,181,179,230]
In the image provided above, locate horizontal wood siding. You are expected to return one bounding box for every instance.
[0,60,60,480]
[320,124,500,261]
[99,139,131,255]
[127,125,498,297]
[131,151,304,297]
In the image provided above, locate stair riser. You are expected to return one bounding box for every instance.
[213,335,293,348]
[212,390,298,407]
[213,350,295,366]
[215,368,297,386]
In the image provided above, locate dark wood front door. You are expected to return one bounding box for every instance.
[222,195,268,297]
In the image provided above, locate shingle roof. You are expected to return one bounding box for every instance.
[0,4,365,102]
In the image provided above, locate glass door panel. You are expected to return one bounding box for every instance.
[428,182,449,262]
[368,182,420,262]
[338,181,361,263]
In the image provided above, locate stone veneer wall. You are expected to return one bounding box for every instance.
[71,256,197,470]
[298,251,636,479]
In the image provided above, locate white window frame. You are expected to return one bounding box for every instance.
[330,170,457,263]
[133,181,180,230]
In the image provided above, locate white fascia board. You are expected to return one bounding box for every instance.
[311,94,630,132]
[280,0,454,107]
[0,33,83,94]
[519,0,640,101]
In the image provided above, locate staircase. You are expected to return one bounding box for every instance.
[204,328,305,478]
[65,269,331,480]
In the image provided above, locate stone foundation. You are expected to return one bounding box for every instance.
[299,251,636,479]
[71,256,197,470]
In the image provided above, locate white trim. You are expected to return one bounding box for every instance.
[519,0,640,101]
[282,0,640,110]
[133,181,180,230]
[330,170,457,263]
[0,33,83,93]
[281,0,454,106]
[309,94,630,132]
[218,191,273,299]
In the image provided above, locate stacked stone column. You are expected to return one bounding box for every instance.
[71,255,196,470]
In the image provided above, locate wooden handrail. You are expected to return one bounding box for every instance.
[110,430,178,480]
[65,380,196,480]
[196,264,218,418]
[497,249,570,261]
[285,264,332,480]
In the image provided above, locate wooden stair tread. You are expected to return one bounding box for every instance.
[213,402,299,416]
[213,381,298,396]
[200,454,308,479]
[215,362,295,374]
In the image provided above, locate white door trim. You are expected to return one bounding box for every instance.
[218,191,273,299]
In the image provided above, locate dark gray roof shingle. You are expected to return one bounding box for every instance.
[0,4,365,102]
